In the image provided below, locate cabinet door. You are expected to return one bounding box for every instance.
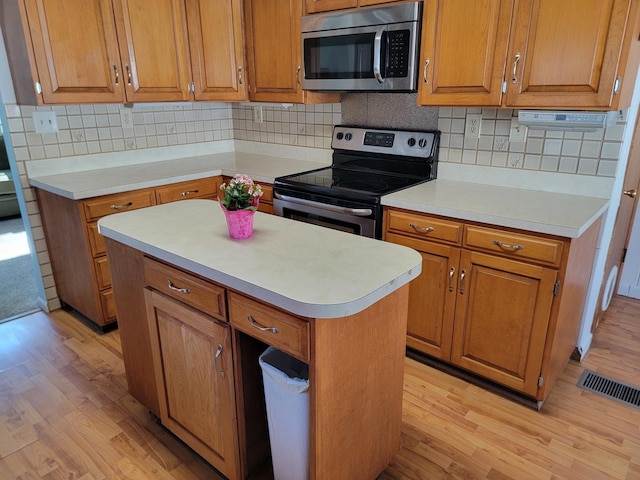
[21,0,125,103]
[451,250,556,397]
[112,0,191,102]
[146,290,239,479]
[245,0,303,103]
[306,0,357,13]
[505,0,634,109]
[186,0,247,101]
[407,242,460,361]
[418,0,513,106]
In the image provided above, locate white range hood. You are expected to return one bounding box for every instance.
[517,110,620,131]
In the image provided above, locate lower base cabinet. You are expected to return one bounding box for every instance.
[384,207,602,404]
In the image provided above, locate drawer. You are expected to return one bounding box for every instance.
[155,178,218,204]
[83,189,155,222]
[386,209,463,245]
[464,225,565,267]
[100,289,117,324]
[228,292,309,362]
[94,256,111,290]
[259,184,273,204]
[88,222,106,257]
[143,257,227,321]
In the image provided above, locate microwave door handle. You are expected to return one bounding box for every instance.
[373,27,386,83]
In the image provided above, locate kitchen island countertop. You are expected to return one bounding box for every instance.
[98,199,422,318]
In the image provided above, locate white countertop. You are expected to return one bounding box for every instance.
[382,179,609,238]
[98,199,422,318]
[28,151,329,200]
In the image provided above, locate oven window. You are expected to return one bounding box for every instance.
[288,212,361,235]
[304,33,376,79]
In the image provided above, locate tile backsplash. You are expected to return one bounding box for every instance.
[1,97,629,312]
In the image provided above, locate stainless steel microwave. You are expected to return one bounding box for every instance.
[301,2,422,92]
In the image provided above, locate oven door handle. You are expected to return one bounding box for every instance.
[274,193,374,217]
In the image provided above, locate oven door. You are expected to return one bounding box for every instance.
[274,193,378,238]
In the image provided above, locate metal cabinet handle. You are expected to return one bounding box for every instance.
[511,53,521,84]
[238,66,243,85]
[296,65,301,86]
[248,315,279,334]
[125,65,132,86]
[459,269,466,295]
[167,280,190,294]
[110,201,133,210]
[409,223,435,234]
[448,267,455,292]
[493,239,524,251]
[423,58,430,84]
[613,76,621,94]
[214,344,225,377]
[113,65,120,86]
[180,189,200,197]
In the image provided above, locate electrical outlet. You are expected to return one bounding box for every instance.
[33,111,59,133]
[509,119,528,142]
[465,114,482,138]
[253,106,264,123]
[120,108,134,128]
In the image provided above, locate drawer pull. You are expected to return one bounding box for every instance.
[409,223,435,234]
[167,280,191,294]
[448,267,455,292]
[110,201,133,210]
[214,344,225,377]
[459,269,466,295]
[493,240,524,251]
[248,315,279,334]
[180,189,200,197]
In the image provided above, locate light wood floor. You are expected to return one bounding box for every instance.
[0,297,639,479]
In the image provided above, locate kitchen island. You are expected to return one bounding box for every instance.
[98,199,422,480]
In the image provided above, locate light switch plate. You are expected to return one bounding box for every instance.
[465,114,482,138]
[509,119,528,142]
[33,111,59,134]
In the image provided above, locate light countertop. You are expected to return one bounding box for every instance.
[28,151,330,200]
[97,199,422,318]
[382,179,609,238]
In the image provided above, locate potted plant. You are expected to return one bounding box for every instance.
[219,174,264,238]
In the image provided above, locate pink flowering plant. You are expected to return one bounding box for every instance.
[220,174,264,211]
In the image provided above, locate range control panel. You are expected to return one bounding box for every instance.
[332,126,439,158]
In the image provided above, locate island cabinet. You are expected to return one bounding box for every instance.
[418,0,640,110]
[384,207,602,405]
[36,176,221,330]
[243,0,340,104]
[0,0,246,104]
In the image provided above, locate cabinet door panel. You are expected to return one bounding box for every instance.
[418,0,513,106]
[112,0,191,102]
[452,251,556,397]
[23,0,124,103]
[245,0,302,102]
[146,290,239,478]
[505,0,632,108]
[306,0,357,13]
[186,0,247,101]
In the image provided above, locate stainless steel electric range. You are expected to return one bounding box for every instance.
[273,125,440,239]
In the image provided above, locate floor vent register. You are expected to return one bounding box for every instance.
[577,370,640,409]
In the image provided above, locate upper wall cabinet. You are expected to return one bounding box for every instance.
[0,0,247,104]
[418,0,640,110]
[306,0,400,14]
[244,0,339,103]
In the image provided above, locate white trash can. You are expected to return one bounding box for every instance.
[259,346,310,480]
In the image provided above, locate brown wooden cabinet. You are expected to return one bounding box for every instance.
[244,0,339,104]
[384,207,601,404]
[144,258,239,479]
[306,0,399,14]
[36,176,221,329]
[1,0,247,104]
[418,0,640,110]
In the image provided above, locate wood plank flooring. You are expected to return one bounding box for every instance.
[0,296,639,479]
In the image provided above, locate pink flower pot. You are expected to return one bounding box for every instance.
[221,204,255,239]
